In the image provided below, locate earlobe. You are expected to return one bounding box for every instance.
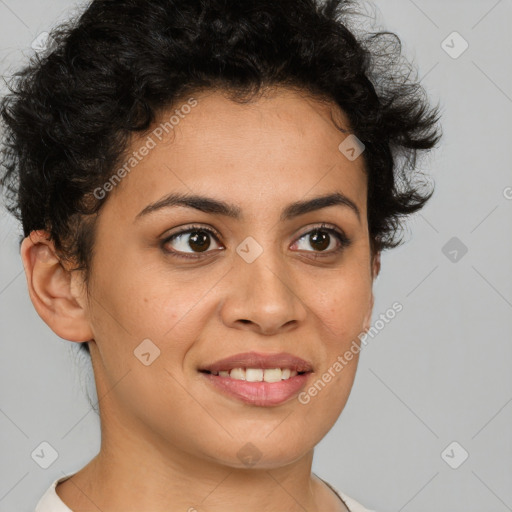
[363,252,380,332]
[372,251,381,280]
[363,293,374,333]
[20,230,93,343]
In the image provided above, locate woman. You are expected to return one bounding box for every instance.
[0,0,441,510]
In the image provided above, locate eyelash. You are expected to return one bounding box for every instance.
[160,223,352,260]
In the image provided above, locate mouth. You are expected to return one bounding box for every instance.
[198,351,313,406]
[198,351,314,375]
[199,368,309,381]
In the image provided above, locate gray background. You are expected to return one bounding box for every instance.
[1,1,511,511]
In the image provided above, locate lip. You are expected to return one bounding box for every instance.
[198,351,314,373]
[200,372,311,406]
[198,351,314,406]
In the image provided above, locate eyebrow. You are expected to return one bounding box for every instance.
[135,191,361,223]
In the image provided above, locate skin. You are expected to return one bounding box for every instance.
[21,87,380,512]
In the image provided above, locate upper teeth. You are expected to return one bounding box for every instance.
[212,368,299,382]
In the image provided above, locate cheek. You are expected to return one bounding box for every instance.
[87,260,227,399]
[291,268,370,413]
[89,245,195,338]
[297,288,367,434]
[308,269,372,342]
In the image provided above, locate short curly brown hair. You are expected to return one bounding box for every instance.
[0,0,441,356]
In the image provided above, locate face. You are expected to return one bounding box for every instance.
[31,87,379,469]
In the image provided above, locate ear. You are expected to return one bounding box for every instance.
[362,251,381,332]
[371,250,381,280]
[20,230,93,343]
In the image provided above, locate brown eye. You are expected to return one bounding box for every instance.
[308,230,331,251]
[186,230,212,252]
[162,226,223,258]
[292,224,351,255]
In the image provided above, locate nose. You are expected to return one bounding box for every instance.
[219,249,307,335]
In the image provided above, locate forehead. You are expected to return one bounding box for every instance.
[164,87,357,159]
[104,87,367,220]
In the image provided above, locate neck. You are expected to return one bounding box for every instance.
[56,410,346,511]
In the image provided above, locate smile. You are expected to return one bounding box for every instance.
[202,367,302,381]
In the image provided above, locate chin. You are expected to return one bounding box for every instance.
[204,436,314,470]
